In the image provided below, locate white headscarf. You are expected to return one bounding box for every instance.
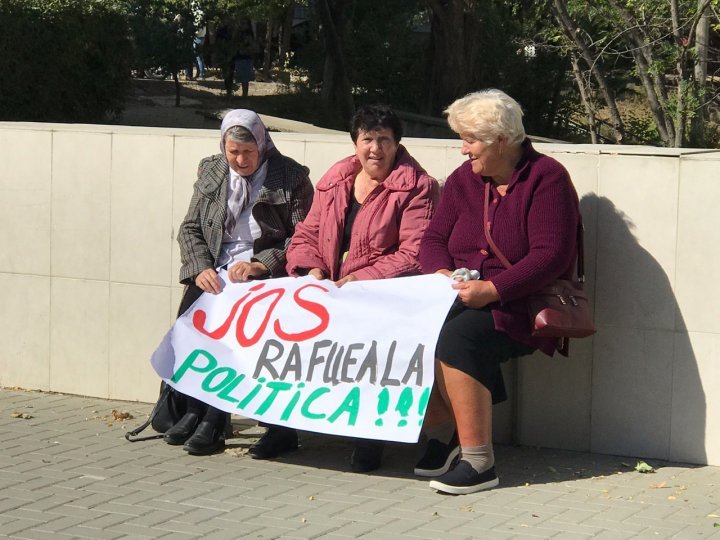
[219,109,276,160]
[219,110,277,249]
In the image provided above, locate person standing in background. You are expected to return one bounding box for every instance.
[233,18,259,97]
[185,1,206,80]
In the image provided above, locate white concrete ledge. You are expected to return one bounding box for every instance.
[0,121,718,466]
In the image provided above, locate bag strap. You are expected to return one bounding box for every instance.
[124,385,171,442]
[483,182,513,269]
[482,181,586,281]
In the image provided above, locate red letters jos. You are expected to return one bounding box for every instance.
[192,283,330,346]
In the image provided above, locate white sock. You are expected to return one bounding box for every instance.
[461,444,494,474]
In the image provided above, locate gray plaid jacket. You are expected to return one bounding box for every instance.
[177,152,313,284]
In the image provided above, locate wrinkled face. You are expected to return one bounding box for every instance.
[224,138,260,176]
[354,127,399,181]
[460,134,502,176]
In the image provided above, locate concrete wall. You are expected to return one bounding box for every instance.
[1,121,718,466]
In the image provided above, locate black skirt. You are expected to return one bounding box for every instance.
[435,301,534,404]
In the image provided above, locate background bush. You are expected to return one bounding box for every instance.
[0,0,132,122]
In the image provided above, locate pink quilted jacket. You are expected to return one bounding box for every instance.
[286,146,438,280]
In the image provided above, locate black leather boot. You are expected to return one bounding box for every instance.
[183,405,229,455]
[163,412,200,445]
[163,394,206,445]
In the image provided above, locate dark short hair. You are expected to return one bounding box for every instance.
[350,105,403,144]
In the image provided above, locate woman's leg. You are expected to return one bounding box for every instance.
[421,385,454,430]
[436,360,492,448]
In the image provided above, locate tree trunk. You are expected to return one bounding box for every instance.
[551,0,624,143]
[263,19,275,80]
[173,72,180,107]
[424,0,481,115]
[279,2,295,68]
[691,0,710,146]
[671,0,687,147]
[606,0,674,146]
[317,0,355,123]
[571,54,599,144]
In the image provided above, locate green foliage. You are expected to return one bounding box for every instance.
[0,0,132,122]
[121,0,196,78]
[624,111,662,145]
[343,0,429,110]
[214,0,297,19]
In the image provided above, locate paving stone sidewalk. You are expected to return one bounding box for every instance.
[1,388,719,539]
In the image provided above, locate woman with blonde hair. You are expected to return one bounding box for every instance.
[418,89,581,494]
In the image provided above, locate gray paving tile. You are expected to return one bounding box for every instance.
[1,388,719,540]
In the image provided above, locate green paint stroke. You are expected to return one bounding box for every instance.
[327,387,360,426]
[417,386,431,425]
[375,387,390,426]
[171,349,218,382]
[395,387,413,427]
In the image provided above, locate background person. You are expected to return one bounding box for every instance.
[248,104,439,472]
[167,109,314,455]
[418,89,580,494]
[233,19,259,97]
[185,0,206,80]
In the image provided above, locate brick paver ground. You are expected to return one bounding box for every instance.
[1,388,719,539]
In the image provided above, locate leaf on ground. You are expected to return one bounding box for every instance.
[111,410,134,421]
[635,461,655,473]
[707,514,720,518]
[11,412,33,419]
[650,481,667,489]
[714,522,720,528]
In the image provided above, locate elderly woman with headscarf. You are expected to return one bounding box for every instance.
[164,109,314,455]
[417,90,580,494]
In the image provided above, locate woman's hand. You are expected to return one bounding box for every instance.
[195,268,222,294]
[435,269,453,277]
[228,261,269,282]
[308,268,325,280]
[452,279,500,309]
[335,274,357,288]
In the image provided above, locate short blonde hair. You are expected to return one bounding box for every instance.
[445,89,526,145]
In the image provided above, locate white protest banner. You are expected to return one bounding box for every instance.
[151,273,457,443]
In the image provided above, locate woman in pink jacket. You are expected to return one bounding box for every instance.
[248,104,439,472]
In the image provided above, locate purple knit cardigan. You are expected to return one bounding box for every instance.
[419,140,580,356]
